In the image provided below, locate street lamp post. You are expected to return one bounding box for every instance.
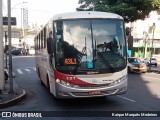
[0,0,5,91]
[149,23,156,70]
[143,31,149,58]
[21,2,28,52]
[7,1,27,93]
[5,1,27,17]
[7,0,14,93]
[4,31,8,68]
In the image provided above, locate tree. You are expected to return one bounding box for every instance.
[76,0,160,22]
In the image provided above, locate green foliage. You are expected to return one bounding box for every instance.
[77,0,160,22]
[154,0,160,7]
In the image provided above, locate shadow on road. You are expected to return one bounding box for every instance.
[126,72,160,110]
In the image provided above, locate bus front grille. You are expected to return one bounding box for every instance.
[78,83,112,89]
[71,89,117,97]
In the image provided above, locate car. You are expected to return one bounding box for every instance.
[11,48,22,55]
[143,57,157,67]
[128,57,148,73]
[29,48,35,55]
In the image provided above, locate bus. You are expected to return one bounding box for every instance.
[34,11,128,98]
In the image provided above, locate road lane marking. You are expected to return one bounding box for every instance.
[117,95,136,103]
[17,69,23,74]
[16,67,36,75]
[25,69,31,72]
[16,67,36,69]
[142,76,159,80]
[12,56,35,58]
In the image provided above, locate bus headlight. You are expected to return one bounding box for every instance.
[56,79,80,88]
[112,75,127,85]
[56,79,60,83]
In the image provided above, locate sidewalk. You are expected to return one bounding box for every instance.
[0,77,26,109]
[0,55,26,109]
[147,65,160,73]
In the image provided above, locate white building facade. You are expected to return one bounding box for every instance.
[127,10,160,58]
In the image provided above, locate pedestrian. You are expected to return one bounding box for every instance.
[27,48,29,55]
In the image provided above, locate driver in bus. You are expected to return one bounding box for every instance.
[113,36,121,54]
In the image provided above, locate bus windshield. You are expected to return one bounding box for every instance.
[55,19,127,74]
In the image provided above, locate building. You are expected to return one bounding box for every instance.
[3,30,36,50]
[127,10,160,58]
[3,30,21,48]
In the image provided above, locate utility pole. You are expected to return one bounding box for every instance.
[21,3,28,50]
[5,31,8,68]
[8,0,14,93]
[143,31,149,58]
[0,0,5,91]
[149,23,156,71]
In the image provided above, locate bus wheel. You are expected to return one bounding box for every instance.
[38,68,44,86]
[37,68,40,78]
[40,79,44,86]
[47,75,50,92]
[128,67,131,73]
[53,96,60,101]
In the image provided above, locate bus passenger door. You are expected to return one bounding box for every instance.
[47,31,54,65]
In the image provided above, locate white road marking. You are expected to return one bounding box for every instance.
[142,76,159,80]
[16,67,36,75]
[25,69,31,72]
[17,69,23,74]
[16,67,36,69]
[117,95,136,103]
[12,56,35,59]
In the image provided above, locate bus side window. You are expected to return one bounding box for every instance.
[47,31,54,54]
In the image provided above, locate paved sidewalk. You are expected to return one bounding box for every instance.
[0,78,26,109]
[0,56,26,109]
[147,65,160,73]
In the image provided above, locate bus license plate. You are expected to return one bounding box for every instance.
[89,90,101,95]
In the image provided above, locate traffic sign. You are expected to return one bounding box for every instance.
[3,17,16,25]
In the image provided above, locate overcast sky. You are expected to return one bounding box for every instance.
[3,0,79,28]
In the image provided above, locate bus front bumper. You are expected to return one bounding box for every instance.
[55,79,127,98]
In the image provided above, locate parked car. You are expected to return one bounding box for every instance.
[128,57,148,73]
[29,48,35,55]
[143,57,157,67]
[11,48,22,55]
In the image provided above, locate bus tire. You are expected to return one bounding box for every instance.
[38,68,44,86]
[53,95,60,101]
[128,66,131,73]
[40,79,44,86]
[47,75,50,92]
[37,68,40,78]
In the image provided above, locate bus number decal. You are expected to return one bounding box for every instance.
[65,58,77,65]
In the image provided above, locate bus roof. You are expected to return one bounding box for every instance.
[52,11,123,20]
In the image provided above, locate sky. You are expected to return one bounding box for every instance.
[3,0,79,28]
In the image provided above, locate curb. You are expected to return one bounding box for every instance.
[147,69,160,73]
[0,89,26,109]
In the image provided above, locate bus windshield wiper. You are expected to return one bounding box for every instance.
[72,47,86,74]
[72,38,87,75]
[97,52,115,72]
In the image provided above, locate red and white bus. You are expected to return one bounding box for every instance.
[34,11,128,98]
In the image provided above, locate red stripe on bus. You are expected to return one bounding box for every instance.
[54,70,92,85]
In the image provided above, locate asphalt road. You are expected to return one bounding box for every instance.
[0,56,160,120]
